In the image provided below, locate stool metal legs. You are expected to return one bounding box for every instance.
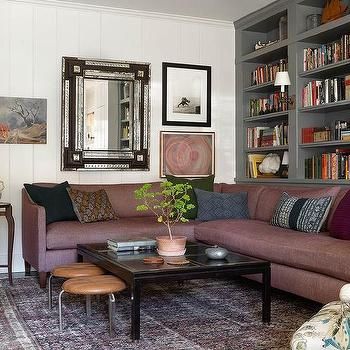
[58,290,65,331]
[58,291,116,336]
[48,274,53,309]
[108,293,116,336]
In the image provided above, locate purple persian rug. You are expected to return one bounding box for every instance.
[0,276,319,350]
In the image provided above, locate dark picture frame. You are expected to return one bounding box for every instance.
[162,62,211,127]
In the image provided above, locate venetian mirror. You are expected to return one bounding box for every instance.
[61,57,150,170]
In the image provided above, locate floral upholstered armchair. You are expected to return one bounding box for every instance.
[291,285,350,350]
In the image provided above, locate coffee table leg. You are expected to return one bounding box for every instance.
[262,265,271,323]
[131,281,141,340]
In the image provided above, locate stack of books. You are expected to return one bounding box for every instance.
[303,34,350,72]
[301,127,332,144]
[250,59,287,86]
[302,77,350,107]
[107,237,156,252]
[247,123,288,148]
[305,149,350,180]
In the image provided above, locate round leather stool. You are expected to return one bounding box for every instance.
[58,275,126,336]
[48,263,105,309]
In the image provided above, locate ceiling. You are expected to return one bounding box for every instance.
[61,0,277,22]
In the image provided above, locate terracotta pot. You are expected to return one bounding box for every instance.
[156,236,187,256]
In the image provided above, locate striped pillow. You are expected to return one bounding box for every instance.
[271,192,332,233]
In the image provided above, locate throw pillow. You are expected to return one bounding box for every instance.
[166,174,214,219]
[329,189,350,240]
[194,188,249,221]
[67,188,118,223]
[271,192,332,233]
[24,181,77,225]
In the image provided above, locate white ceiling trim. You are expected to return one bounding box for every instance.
[8,0,234,27]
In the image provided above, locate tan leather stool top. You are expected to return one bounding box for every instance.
[52,263,104,278]
[62,275,126,295]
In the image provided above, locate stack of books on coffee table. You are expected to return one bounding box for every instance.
[107,237,156,252]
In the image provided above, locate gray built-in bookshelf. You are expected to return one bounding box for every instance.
[235,0,350,185]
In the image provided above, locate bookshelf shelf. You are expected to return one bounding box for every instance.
[243,111,289,123]
[239,39,289,64]
[299,100,350,113]
[243,81,275,93]
[300,141,350,148]
[296,14,350,43]
[245,145,289,152]
[235,177,290,184]
[299,59,350,79]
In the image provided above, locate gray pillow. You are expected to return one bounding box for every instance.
[194,188,249,221]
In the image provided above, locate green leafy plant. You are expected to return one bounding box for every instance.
[135,181,195,240]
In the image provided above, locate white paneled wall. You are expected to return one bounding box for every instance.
[0,0,235,272]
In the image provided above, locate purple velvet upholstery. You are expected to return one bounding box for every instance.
[329,189,350,240]
[47,217,198,250]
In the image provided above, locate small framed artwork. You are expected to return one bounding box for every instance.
[160,131,215,177]
[162,62,211,127]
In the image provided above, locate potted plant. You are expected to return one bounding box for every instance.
[135,181,195,256]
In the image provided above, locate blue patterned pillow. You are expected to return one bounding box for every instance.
[194,189,249,221]
[271,192,332,233]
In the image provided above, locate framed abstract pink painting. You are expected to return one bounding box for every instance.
[160,131,215,177]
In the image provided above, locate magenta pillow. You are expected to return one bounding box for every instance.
[329,190,350,240]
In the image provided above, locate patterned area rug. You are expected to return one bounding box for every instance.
[0,276,320,350]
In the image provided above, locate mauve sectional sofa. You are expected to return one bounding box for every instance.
[22,182,350,304]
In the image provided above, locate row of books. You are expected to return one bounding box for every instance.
[247,123,288,148]
[302,121,350,144]
[301,77,350,107]
[301,127,332,144]
[303,34,350,72]
[250,59,287,86]
[305,150,350,180]
[249,92,288,117]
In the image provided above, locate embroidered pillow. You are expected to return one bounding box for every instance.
[271,192,332,233]
[194,188,249,221]
[67,188,118,223]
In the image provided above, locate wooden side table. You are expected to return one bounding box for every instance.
[0,203,14,285]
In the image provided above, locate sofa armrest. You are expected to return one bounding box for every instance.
[22,188,47,272]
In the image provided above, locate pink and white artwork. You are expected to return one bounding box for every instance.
[160,131,215,177]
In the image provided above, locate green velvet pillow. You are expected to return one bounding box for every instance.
[166,175,214,219]
[24,181,77,224]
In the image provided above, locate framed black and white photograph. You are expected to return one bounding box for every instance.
[162,62,211,127]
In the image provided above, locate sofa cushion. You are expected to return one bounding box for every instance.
[194,219,350,282]
[194,188,249,221]
[67,188,117,223]
[255,186,341,222]
[329,190,350,240]
[220,184,264,219]
[166,175,214,219]
[271,192,332,233]
[24,181,77,224]
[47,217,199,250]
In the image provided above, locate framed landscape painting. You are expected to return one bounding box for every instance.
[160,131,215,177]
[162,62,211,127]
[0,96,47,144]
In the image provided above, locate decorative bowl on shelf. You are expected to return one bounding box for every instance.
[205,246,228,260]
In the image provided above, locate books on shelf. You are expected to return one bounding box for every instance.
[302,78,347,107]
[303,34,350,72]
[247,123,288,148]
[107,237,156,252]
[251,59,287,86]
[301,127,331,143]
[305,149,350,180]
[249,92,287,117]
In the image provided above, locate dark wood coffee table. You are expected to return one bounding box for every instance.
[77,241,271,340]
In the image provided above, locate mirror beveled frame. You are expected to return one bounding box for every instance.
[61,56,151,171]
